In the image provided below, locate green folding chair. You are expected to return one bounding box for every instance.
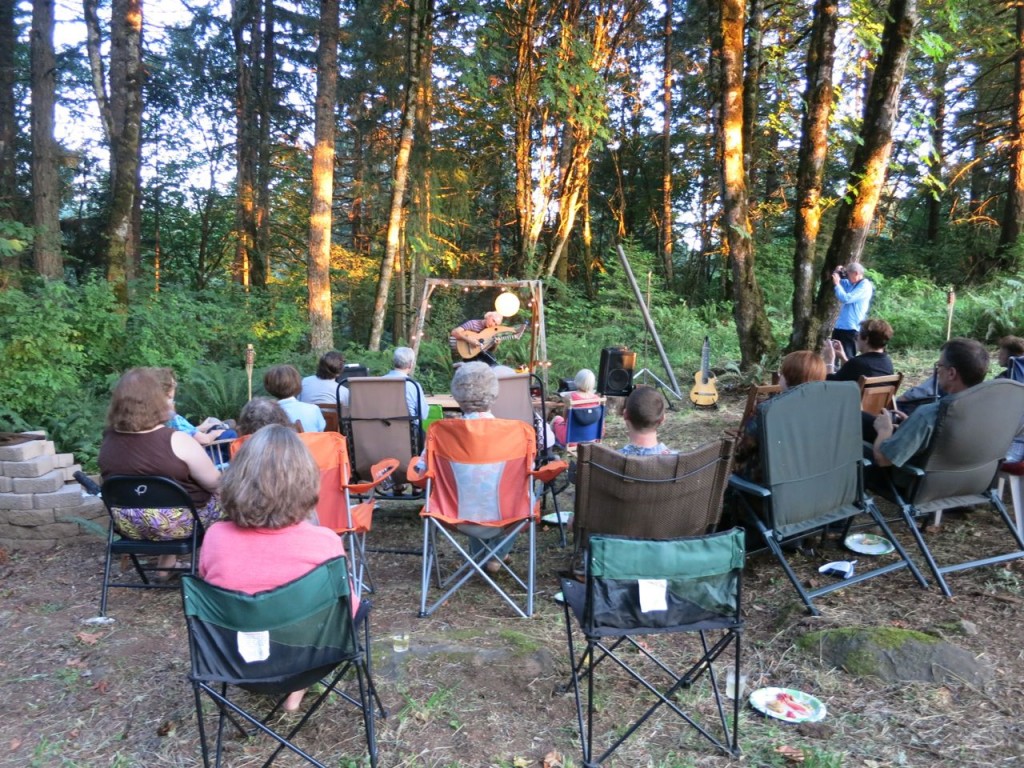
[181,556,385,768]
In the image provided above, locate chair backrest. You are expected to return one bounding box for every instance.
[1010,356,1024,383]
[757,381,863,539]
[584,529,744,635]
[858,373,903,416]
[492,373,536,425]
[101,475,199,538]
[344,377,419,483]
[910,379,1024,504]
[181,555,357,686]
[565,401,605,447]
[573,439,734,547]
[319,404,340,433]
[422,418,537,525]
[739,383,781,432]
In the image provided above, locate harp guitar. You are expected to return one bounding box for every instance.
[689,336,719,408]
[455,324,527,360]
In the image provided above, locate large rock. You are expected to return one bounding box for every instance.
[798,627,991,687]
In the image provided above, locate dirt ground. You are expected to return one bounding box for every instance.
[2,389,1024,767]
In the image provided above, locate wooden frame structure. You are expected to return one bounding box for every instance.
[411,278,550,388]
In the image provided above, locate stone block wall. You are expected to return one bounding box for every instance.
[0,433,107,553]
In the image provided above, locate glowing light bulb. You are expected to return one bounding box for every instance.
[495,291,521,317]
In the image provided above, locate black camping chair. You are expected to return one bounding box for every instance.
[181,555,385,768]
[561,529,745,764]
[870,378,1024,596]
[91,475,206,616]
[728,381,928,616]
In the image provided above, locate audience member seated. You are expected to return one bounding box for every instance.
[620,386,676,456]
[199,424,356,712]
[551,368,602,447]
[872,338,988,470]
[236,397,294,437]
[382,346,429,422]
[98,368,223,576]
[493,364,557,457]
[996,335,1024,379]
[265,364,326,432]
[732,351,827,483]
[300,351,350,406]
[822,318,895,381]
[153,367,237,447]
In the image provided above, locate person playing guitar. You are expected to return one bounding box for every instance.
[449,311,526,365]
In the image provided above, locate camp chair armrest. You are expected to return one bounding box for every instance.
[346,458,400,494]
[892,461,926,479]
[406,458,429,488]
[532,459,569,484]
[728,473,771,498]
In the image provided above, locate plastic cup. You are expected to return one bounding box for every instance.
[392,633,410,653]
[725,668,747,700]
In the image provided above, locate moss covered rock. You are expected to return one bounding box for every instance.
[798,627,991,686]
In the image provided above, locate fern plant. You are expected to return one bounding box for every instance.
[176,364,252,425]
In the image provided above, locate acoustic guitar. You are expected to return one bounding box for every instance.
[455,323,528,360]
[689,336,719,408]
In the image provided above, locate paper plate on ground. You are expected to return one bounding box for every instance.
[844,532,895,556]
[542,511,572,525]
[749,687,826,723]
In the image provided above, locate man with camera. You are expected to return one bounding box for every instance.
[831,262,874,360]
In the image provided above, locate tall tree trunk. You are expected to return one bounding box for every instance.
[511,0,541,274]
[231,0,260,288]
[741,0,763,182]
[719,0,774,367]
[0,0,19,240]
[368,0,432,351]
[30,0,61,278]
[788,0,838,352]
[308,0,339,355]
[809,0,917,349]
[926,58,947,245]
[104,0,144,298]
[999,5,1024,262]
[252,0,274,287]
[660,0,674,285]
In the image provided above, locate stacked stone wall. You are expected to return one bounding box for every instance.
[0,433,107,552]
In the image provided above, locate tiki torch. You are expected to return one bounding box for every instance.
[245,344,255,401]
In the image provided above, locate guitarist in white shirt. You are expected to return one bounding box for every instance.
[449,311,505,365]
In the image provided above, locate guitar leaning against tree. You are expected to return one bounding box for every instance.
[455,324,528,360]
[689,336,719,408]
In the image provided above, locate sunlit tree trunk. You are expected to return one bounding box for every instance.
[30,0,61,279]
[788,0,838,351]
[406,14,435,343]
[308,0,339,355]
[660,0,674,285]
[810,0,916,349]
[719,0,774,367]
[368,0,432,351]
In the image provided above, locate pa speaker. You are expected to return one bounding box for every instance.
[598,346,636,396]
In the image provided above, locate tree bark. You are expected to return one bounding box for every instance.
[103,0,144,298]
[926,59,947,245]
[999,5,1024,261]
[809,0,917,349]
[231,0,261,288]
[660,0,674,285]
[719,0,774,367]
[0,0,19,231]
[788,0,838,352]
[30,0,61,278]
[308,0,339,355]
[368,0,433,351]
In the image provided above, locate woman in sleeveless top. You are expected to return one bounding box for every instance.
[98,368,223,571]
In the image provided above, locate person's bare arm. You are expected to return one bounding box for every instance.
[171,430,221,492]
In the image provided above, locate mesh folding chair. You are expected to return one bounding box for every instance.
[492,372,571,544]
[563,399,605,448]
[181,555,384,768]
[415,418,565,618]
[340,377,425,500]
[729,381,927,615]
[871,378,1024,596]
[561,529,745,764]
[858,373,903,416]
[97,475,205,616]
[572,440,735,551]
[230,432,397,595]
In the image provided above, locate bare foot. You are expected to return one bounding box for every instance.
[283,689,307,712]
[155,555,181,582]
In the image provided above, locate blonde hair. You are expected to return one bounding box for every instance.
[220,425,319,529]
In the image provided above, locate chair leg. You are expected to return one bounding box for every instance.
[1007,474,1024,538]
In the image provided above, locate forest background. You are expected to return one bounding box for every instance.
[1,0,1023,469]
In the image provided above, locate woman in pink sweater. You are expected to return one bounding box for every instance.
[199,424,355,712]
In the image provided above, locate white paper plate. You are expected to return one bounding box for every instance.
[749,687,826,723]
[844,532,895,556]
[542,511,572,525]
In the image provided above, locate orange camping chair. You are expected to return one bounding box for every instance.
[230,432,397,595]
[411,418,566,618]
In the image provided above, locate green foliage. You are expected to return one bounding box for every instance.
[175,364,252,425]
[0,219,33,261]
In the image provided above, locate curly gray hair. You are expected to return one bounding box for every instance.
[392,346,416,370]
[451,362,499,414]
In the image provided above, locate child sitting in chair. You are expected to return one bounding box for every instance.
[620,386,675,456]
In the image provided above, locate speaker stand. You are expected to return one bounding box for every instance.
[632,368,684,404]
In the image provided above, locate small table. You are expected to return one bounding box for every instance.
[426,394,462,413]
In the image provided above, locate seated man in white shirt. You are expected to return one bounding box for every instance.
[382,346,429,423]
[300,350,350,407]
